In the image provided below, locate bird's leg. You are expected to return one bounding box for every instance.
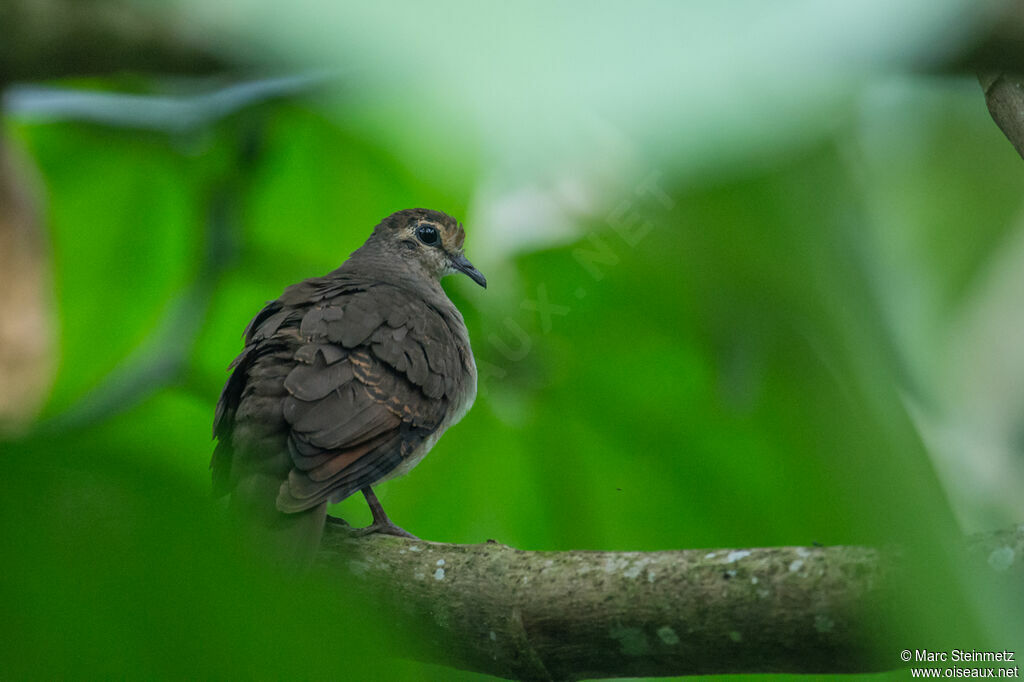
[350,487,418,539]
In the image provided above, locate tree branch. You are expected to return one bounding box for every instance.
[316,525,1023,681]
[966,0,1024,159]
[979,71,1024,161]
[0,0,226,85]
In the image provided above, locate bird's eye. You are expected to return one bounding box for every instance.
[415,224,440,246]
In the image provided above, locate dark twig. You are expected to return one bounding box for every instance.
[3,72,338,133]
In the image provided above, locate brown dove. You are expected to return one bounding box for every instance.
[211,209,485,563]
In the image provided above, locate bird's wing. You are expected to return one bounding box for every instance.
[211,278,376,496]
[271,282,466,512]
[211,296,303,498]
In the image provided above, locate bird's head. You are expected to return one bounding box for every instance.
[372,208,487,288]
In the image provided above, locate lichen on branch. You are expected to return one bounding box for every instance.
[316,524,1022,681]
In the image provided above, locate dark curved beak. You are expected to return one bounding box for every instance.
[451,253,487,289]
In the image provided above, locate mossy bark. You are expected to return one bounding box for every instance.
[317,525,1023,681]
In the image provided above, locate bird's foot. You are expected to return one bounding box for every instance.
[325,515,351,528]
[350,520,419,540]
[351,486,419,539]
[328,513,417,538]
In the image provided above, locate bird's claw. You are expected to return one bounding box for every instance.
[327,514,416,539]
[350,520,418,540]
[325,515,351,528]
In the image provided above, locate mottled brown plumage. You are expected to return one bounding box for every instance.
[212,209,484,563]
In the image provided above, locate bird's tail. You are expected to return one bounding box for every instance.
[228,472,326,568]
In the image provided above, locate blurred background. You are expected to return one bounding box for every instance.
[2,0,1023,679]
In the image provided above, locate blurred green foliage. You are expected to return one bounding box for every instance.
[3,4,1024,678]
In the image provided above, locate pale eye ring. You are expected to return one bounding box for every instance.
[415,224,440,246]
